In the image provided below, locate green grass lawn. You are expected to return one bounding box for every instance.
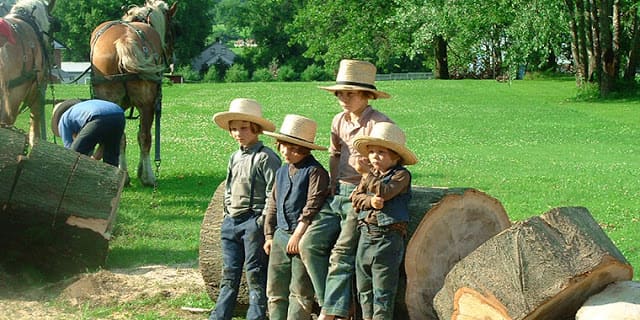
[11,78,639,316]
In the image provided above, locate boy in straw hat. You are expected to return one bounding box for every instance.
[312,59,394,319]
[209,98,281,320]
[261,114,337,319]
[51,99,125,167]
[351,122,417,320]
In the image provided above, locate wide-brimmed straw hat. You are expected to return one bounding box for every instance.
[264,114,327,151]
[353,122,418,165]
[319,59,390,99]
[212,98,276,132]
[51,99,84,137]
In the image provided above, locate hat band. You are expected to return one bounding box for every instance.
[336,81,377,90]
[279,132,315,145]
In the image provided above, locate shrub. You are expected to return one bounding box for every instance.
[276,65,298,82]
[176,65,201,82]
[224,64,250,82]
[252,68,274,82]
[301,64,331,81]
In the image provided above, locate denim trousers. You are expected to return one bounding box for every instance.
[298,202,341,307]
[209,213,267,320]
[71,113,125,166]
[266,228,315,320]
[322,182,359,317]
[356,224,405,320]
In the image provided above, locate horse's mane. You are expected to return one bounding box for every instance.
[9,0,49,34]
[123,0,168,49]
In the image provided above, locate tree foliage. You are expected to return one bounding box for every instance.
[52,0,212,65]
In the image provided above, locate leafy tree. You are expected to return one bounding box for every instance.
[288,0,402,72]
[52,0,212,65]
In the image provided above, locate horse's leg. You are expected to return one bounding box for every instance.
[136,102,156,187]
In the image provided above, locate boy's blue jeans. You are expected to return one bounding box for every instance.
[298,203,341,307]
[322,182,359,317]
[266,228,315,320]
[209,213,267,320]
[356,223,405,320]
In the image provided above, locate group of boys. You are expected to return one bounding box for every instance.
[209,59,418,320]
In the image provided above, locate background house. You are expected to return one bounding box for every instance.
[191,41,236,73]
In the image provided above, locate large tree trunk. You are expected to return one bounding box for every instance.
[434,206,633,320]
[199,183,510,319]
[623,5,640,82]
[434,35,449,79]
[0,128,126,278]
[404,189,510,320]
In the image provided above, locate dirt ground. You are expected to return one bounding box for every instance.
[0,262,211,320]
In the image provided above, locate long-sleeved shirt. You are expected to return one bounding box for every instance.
[329,105,393,186]
[350,165,411,226]
[58,99,124,148]
[224,141,281,217]
[263,155,330,240]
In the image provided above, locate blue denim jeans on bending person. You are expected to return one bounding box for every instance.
[356,223,405,320]
[321,182,359,317]
[266,228,315,320]
[209,213,267,320]
[298,202,341,307]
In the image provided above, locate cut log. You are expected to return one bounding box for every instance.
[576,281,640,320]
[404,188,511,320]
[0,128,126,278]
[198,183,511,319]
[452,287,512,320]
[199,182,251,304]
[434,206,634,320]
[0,128,27,206]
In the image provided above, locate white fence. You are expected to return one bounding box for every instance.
[376,72,433,81]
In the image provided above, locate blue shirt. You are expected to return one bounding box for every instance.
[58,99,124,148]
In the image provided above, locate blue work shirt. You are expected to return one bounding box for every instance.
[58,99,124,148]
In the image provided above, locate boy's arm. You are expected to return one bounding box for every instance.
[299,166,330,225]
[377,169,411,201]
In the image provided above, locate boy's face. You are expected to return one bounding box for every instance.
[367,145,400,172]
[335,90,369,115]
[278,141,308,164]
[228,120,259,148]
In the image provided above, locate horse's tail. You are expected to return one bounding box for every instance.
[114,30,164,79]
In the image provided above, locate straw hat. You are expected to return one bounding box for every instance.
[319,59,390,99]
[264,114,327,151]
[213,98,276,132]
[51,99,84,137]
[353,122,418,165]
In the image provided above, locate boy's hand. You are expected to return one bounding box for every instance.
[263,239,272,255]
[287,234,301,254]
[371,195,384,209]
[355,156,371,175]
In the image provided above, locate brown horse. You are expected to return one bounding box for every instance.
[90,0,177,186]
[0,0,55,146]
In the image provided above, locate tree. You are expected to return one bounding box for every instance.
[288,0,403,73]
[52,0,211,65]
[563,0,640,96]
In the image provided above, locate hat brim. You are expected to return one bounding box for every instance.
[51,99,84,137]
[318,84,390,99]
[212,112,276,132]
[353,137,418,165]
[263,131,327,151]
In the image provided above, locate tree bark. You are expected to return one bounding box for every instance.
[434,35,449,80]
[0,128,126,278]
[404,188,510,320]
[434,206,633,320]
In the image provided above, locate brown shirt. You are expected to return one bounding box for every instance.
[329,106,393,186]
[350,167,411,225]
[264,159,330,239]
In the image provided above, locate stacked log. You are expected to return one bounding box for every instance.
[433,206,634,320]
[0,128,126,278]
[576,281,640,320]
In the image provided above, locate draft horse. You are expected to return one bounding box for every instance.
[0,0,55,146]
[90,0,177,186]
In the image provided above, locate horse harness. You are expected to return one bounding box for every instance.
[89,20,164,86]
[4,8,50,91]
